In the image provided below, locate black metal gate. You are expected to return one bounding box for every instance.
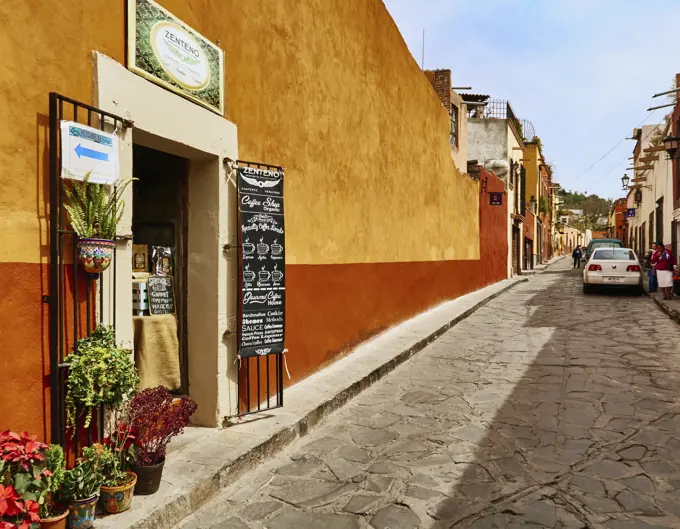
[48,93,130,451]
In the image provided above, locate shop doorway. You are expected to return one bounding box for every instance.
[524,238,533,271]
[512,225,521,275]
[132,145,188,394]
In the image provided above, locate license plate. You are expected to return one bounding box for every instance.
[605,277,622,282]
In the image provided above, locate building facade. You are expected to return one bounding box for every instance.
[466,99,527,276]
[0,0,511,440]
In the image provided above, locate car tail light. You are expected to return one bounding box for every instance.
[627,265,641,272]
[588,264,602,271]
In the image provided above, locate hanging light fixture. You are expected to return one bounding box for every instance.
[663,135,680,159]
[634,188,642,206]
[621,173,630,189]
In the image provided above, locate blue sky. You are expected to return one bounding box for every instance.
[383,0,680,200]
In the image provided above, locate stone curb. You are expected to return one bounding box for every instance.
[101,277,529,529]
[647,291,680,325]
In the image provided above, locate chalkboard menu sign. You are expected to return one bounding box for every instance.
[237,165,285,357]
[148,276,176,315]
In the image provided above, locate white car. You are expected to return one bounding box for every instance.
[583,247,643,295]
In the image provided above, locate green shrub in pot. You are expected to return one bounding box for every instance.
[61,445,108,529]
[65,324,138,431]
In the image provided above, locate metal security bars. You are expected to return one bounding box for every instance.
[233,159,285,417]
[475,100,536,141]
[48,93,130,453]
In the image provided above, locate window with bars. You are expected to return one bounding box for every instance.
[450,104,458,147]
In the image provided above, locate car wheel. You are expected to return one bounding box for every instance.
[583,283,593,294]
[633,285,644,296]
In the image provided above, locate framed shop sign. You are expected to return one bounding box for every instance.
[127,0,225,115]
[236,164,286,358]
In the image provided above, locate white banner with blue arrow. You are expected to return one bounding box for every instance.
[60,121,120,185]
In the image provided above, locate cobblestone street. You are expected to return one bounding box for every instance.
[177,259,680,529]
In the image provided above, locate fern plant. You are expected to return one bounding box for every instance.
[63,172,134,240]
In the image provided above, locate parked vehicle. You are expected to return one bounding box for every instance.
[583,248,643,295]
[583,238,623,262]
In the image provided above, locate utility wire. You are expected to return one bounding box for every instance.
[573,109,658,181]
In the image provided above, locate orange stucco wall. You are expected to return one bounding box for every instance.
[1,0,504,436]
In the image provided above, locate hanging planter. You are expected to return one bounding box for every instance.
[63,171,134,275]
[77,238,116,274]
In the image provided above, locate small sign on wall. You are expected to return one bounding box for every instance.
[625,208,636,218]
[60,121,120,184]
[147,276,176,315]
[489,193,503,206]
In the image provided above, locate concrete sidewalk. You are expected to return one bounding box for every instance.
[98,263,564,529]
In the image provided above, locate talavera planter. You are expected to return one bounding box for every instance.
[99,472,137,514]
[67,494,98,529]
[77,238,115,274]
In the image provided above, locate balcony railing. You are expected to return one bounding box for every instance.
[468,99,536,141]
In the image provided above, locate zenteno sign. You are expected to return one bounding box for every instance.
[128,0,225,115]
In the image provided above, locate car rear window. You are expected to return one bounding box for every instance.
[590,241,622,251]
[592,249,636,261]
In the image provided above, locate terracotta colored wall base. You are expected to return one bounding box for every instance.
[0,262,49,439]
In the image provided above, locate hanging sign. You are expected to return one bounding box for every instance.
[625,208,636,218]
[127,0,225,115]
[489,193,503,206]
[147,275,176,315]
[60,121,119,184]
[237,165,285,358]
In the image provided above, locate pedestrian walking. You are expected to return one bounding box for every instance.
[647,243,659,293]
[572,246,582,269]
[654,242,675,300]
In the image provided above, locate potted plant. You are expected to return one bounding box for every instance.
[129,387,196,495]
[65,324,138,431]
[0,483,41,529]
[38,445,67,529]
[98,421,137,514]
[63,172,134,274]
[61,445,106,529]
[0,431,45,529]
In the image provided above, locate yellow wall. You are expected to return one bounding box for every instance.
[523,143,540,208]
[0,0,480,267]
[0,0,483,436]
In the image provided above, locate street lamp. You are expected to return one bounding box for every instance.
[621,173,630,189]
[663,135,680,159]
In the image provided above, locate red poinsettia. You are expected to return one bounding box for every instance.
[23,500,40,524]
[0,487,41,528]
[0,431,46,471]
[0,485,23,517]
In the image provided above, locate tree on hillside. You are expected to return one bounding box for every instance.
[558,189,611,218]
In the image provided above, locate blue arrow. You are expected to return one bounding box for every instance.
[74,143,109,162]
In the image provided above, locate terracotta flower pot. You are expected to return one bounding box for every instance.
[77,238,115,274]
[67,494,98,529]
[40,507,68,529]
[99,472,137,514]
[132,458,165,495]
